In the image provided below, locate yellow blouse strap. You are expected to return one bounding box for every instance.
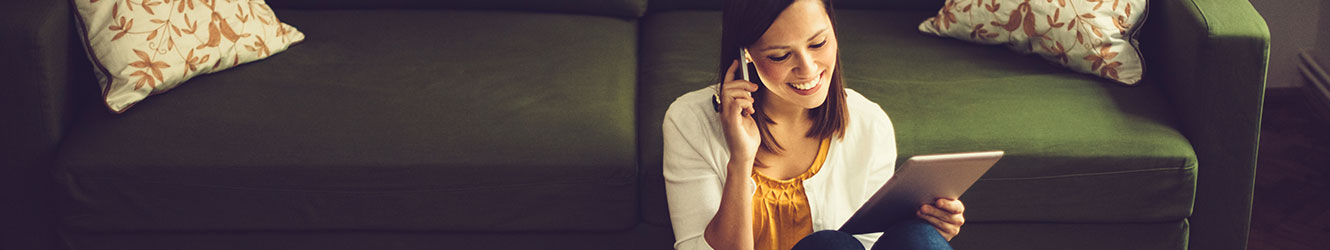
[801,137,831,179]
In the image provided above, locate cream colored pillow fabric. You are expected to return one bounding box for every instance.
[74,0,305,113]
[919,0,1147,85]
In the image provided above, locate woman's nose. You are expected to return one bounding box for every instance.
[792,51,818,77]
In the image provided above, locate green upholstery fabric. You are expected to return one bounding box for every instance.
[636,11,727,228]
[59,223,678,250]
[638,10,1197,227]
[0,1,93,249]
[836,10,1198,223]
[57,220,1187,250]
[647,0,943,12]
[268,0,647,19]
[0,0,1267,249]
[1139,1,1270,249]
[951,221,1189,250]
[53,10,639,232]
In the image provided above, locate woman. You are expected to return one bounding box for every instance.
[662,0,966,250]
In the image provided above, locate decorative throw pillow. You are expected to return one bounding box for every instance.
[919,0,1147,85]
[73,0,305,113]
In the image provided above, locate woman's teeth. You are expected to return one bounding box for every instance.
[790,74,820,90]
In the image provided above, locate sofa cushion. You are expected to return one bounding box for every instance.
[54,10,639,232]
[917,0,1148,84]
[268,0,647,19]
[647,0,943,13]
[73,0,306,113]
[638,10,1195,226]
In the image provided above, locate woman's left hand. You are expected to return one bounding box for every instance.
[916,198,965,241]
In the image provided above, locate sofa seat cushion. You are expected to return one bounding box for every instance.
[638,10,1196,226]
[54,10,639,232]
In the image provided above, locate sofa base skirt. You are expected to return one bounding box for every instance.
[58,221,1186,250]
[951,220,1189,250]
[59,223,679,250]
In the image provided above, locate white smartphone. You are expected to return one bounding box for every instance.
[739,48,752,81]
[716,48,755,112]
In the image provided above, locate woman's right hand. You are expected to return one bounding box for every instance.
[720,59,761,173]
[704,60,762,250]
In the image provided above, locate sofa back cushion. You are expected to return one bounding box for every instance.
[267,0,647,19]
[73,0,306,113]
[55,9,642,232]
[648,0,943,13]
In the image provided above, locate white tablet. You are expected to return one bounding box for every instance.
[838,151,1004,234]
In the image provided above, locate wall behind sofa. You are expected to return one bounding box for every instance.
[1248,0,1321,89]
[1318,0,1330,70]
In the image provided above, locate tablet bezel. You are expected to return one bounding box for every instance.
[838,151,1004,234]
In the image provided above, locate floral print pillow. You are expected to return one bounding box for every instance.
[920,0,1147,85]
[74,0,305,113]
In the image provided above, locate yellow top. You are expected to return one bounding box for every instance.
[751,137,832,250]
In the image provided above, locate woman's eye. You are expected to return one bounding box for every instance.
[768,53,790,61]
[810,39,827,49]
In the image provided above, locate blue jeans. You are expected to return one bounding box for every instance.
[789,219,953,250]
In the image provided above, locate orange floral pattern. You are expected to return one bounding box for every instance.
[920,0,1146,85]
[75,0,305,113]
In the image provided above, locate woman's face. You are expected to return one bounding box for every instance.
[749,0,837,110]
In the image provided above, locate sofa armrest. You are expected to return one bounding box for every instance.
[1141,0,1270,249]
[0,0,88,249]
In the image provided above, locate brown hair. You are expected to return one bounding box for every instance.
[717,0,848,154]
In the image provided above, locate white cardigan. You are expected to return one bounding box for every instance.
[662,85,898,250]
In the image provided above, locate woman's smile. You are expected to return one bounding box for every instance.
[787,69,825,96]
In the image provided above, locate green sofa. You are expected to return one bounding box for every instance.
[0,0,1267,249]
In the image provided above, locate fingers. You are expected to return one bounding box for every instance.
[934,198,965,214]
[916,211,954,232]
[722,59,759,92]
[916,210,961,237]
[722,88,755,116]
[918,199,965,241]
[725,94,754,118]
[722,87,756,101]
[738,97,754,116]
[719,63,759,117]
[919,204,965,226]
[719,93,753,121]
[723,80,759,93]
[724,59,738,82]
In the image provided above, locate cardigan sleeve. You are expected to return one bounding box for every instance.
[848,90,898,248]
[662,99,723,250]
[863,98,898,210]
